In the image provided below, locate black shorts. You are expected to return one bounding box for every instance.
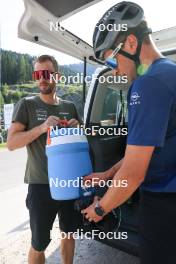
[26,184,83,251]
[139,191,176,264]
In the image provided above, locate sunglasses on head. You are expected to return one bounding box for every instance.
[32,70,54,81]
[105,42,123,69]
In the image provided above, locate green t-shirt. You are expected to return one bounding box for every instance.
[12,95,81,184]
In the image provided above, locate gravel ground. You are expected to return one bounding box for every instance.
[0,148,139,264]
[0,220,140,264]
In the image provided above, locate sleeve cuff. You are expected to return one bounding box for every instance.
[127,139,164,147]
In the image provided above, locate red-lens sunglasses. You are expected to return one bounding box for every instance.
[32,70,54,80]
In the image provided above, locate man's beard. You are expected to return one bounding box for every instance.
[39,85,54,94]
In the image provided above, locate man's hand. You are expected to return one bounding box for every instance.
[39,116,60,133]
[81,196,105,223]
[84,159,124,186]
[83,172,111,186]
[68,118,79,128]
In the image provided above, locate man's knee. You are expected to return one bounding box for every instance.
[61,234,75,242]
[28,246,45,264]
[29,243,48,257]
[29,245,45,255]
[60,234,75,249]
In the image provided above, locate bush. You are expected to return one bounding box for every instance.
[0,91,4,111]
[1,84,9,97]
[0,129,7,143]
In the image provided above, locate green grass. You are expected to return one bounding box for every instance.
[18,83,37,89]
[13,83,82,90]
[0,142,7,149]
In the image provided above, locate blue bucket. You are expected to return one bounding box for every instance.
[46,128,93,200]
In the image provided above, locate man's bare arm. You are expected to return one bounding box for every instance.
[7,116,60,150]
[99,145,154,213]
[106,158,124,179]
[7,122,43,150]
[83,158,124,184]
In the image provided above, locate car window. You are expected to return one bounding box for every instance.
[100,87,128,126]
[89,79,128,126]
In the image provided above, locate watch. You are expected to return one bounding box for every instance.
[94,201,105,217]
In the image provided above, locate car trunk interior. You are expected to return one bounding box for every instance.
[84,68,139,255]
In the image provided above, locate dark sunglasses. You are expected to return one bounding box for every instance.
[32,70,54,80]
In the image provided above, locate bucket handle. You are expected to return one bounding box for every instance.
[47,127,51,145]
[46,120,69,145]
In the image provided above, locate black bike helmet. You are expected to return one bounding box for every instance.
[93,1,152,66]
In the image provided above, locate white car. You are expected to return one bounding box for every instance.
[18,0,176,256]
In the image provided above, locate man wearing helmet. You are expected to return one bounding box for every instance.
[82,2,176,264]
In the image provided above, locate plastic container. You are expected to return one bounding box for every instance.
[46,127,93,200]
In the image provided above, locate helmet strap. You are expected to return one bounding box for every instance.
[117,37,144,74]
[111,28,152,75]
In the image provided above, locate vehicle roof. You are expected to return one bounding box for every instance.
[34,0,102,20]
[18,0,176,64]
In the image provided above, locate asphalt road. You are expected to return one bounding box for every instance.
[0,147,27,192]
[0,147,140,264]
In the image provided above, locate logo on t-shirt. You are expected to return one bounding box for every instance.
[130,92,141,106]
[59,112,71,120]
[36,109,48,121]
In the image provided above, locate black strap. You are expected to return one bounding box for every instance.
[118,90,125,126]
[117,27,152,66]
[118,38,143,68]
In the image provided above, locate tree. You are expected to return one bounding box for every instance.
[1,83,9,97]
[0,91,4,111]
[19,55,26,83]
[1,50,35,84]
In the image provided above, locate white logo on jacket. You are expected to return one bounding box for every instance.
[130,92,141,106]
